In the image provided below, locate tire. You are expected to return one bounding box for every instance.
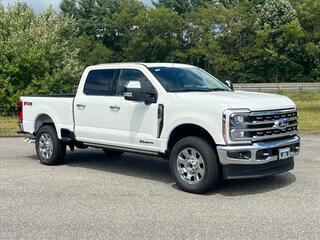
[169,136,220,194]
[35,125,66,165]
[102,149,123,157]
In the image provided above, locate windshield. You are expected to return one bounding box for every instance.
[148,67,229,92]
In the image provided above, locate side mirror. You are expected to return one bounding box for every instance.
[124,81,157,104]
[124,81,143,102]
[225,80,234,91]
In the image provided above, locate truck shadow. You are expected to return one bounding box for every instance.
[28,148,296,196]
[64,149,173,184]
[211,173,296,196]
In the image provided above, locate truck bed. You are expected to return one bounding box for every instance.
[21,95,75,138]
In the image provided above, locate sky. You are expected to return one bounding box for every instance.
[1,0,154,13]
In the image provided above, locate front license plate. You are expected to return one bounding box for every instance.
[279,147,290,160]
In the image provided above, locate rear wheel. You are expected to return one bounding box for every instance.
[102,149,123,157]
[35,125,66,165]
[170,136,220,194]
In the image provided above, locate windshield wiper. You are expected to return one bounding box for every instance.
[169,89,204,92]
[170,88,228,92]
[206,88,229,91]
[170,88,229,92]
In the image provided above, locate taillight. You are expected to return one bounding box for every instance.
[18,100,23,122]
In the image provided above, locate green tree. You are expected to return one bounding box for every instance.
[0,3,82,115]
[249,21,305,82]
[255,0,298,29]
[124,8,183,62]
[249,0,304,82]
[60,0,145,60]
[184,5,224,69]
[295,0,320,80]
[154,0,194,14]
[73,36,114,66]
[183,2,253,81]
[154,0,218,14]
[154,0,240,14]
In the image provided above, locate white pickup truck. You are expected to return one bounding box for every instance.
[18,63,300,193]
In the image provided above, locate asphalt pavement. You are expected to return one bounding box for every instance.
[0,134,319,239]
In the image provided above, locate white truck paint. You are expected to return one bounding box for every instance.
[18,63,300,193]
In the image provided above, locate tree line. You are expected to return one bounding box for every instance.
[0,0,319,115]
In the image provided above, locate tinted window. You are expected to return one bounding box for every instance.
[84,69,117,96]
[116,69,154,96]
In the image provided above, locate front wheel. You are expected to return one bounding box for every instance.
[169,137,220,194]
[35,125,66,165]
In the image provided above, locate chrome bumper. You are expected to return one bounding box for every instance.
[217,136,300,165]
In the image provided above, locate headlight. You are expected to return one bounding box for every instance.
[223,109,251,144]
[231,114,245,125]
[230,129,245,139]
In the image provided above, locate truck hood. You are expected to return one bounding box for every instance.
[175,91,296,111]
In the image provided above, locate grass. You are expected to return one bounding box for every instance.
[0,117,19,136]
[0,92,319,136]
[279,92,320,132]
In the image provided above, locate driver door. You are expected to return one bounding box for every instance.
[107,68,160,152]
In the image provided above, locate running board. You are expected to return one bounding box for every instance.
[83,142,160,156]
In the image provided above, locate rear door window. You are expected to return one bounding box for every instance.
[84,69,117,96]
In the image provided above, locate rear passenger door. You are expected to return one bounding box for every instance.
[74,68,121,144]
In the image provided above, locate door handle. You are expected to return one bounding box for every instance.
[76,103,86,110]
[109,105,120,111]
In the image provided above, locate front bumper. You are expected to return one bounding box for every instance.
[223,158,294,180]
[217,136,300,179]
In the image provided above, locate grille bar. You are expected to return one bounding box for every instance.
[248,116,297,125]
[242,109,298,142]
[236,123,298,132]
[252,130,298,141]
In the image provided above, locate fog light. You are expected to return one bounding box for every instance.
[256,149,273,160]
[227,150,251,160]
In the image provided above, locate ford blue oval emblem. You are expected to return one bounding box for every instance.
[274,118,288,129]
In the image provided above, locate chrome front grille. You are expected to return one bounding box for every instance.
[247,109,298,141]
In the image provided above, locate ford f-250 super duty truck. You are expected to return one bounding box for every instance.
[18,63,300,193]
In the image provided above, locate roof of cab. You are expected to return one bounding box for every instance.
[89,62,195,69]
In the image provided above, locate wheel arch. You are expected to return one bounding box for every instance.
[166,123,217,155]
[34,113,56,135]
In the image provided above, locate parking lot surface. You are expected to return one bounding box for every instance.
[0,134,319,239]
